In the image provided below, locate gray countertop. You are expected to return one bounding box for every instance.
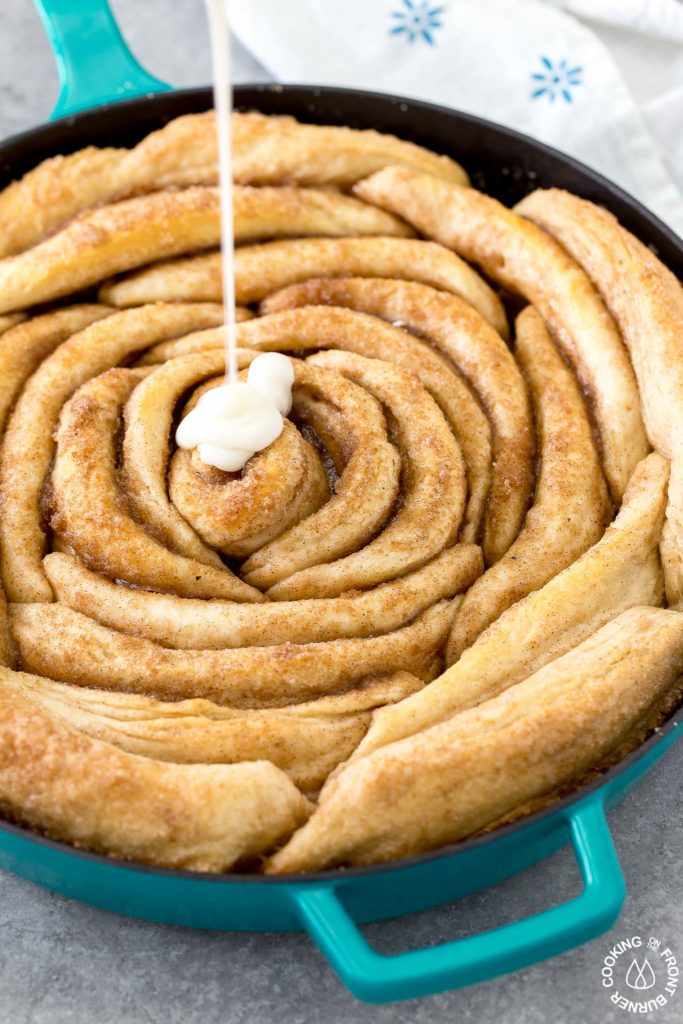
[0,2,681,1022]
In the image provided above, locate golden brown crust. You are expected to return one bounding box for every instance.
[355,166,649,503]
[0,312,26,334]
[121,350,229,565]
[0,308,112,665]
[43,546,481,648]
[0,305,112,433]
[238,360,404,591]
[228,111,469,187]
[0,589,14,669]
[125,349,331,561]
[0,147,124,258]
[51,368,262,601]
[100,236,508,337]
[0,111,467,258]
[0,670,312,871]
[0,304,224,603]
[262,278,532,563]
[0,110,676,876]
[248,350,466,598]
[6,670,422,793]
[0,186,411,316]
[267,606,683,872]
[170,421,329,557]
[140,308,493,548]
[516,188,683,606]
[447,307,610,659]
[10,600,458,707]
[356,452,668,757]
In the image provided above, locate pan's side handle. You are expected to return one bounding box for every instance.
[33,0,171,120]
[291,794,625,1003]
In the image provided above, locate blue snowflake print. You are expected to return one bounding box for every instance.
[531,56,583,103]
[390,0,445,46]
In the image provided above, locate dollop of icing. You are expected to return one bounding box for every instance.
[175,352,294,472]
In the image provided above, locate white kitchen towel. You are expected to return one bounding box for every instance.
[231,0,683,238]
[555,0,683,41]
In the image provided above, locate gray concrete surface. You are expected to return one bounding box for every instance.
[0,2,681,1022]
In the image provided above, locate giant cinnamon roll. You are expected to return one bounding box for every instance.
[0,110,680,873]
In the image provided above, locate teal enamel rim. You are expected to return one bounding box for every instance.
[33,0,170,119]
[292,795,625,1003]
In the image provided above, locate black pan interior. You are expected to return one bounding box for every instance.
[0,83,681,883]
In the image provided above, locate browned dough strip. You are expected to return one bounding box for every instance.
[10,600,459,707]
[448,307,610,660]
[0,111,467,258]
[139,308,492,546]
[123,345,329,560]
[0,186,412,315]
[355,167,649,502]
[0,303,224,602]
[101,236,508,337]
[122,349,232,566]
[0,305,111,433]
[0,307,113,662]
[7,671,422,793]
[0,591,13,669]
[169,422,329,557]
[516,187,683,606]
[0,670,311,872]
[355,452,668,757]
[267,606,683,872]
[43,546,482,648]
[238,362,403,590]
[51,368,262,602]
[263,277,532,563]
[245,351,466,597]
[0,312,26,334]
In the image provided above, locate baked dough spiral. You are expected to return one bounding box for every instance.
[0,110,680,874]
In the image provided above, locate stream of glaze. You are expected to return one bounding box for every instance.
[205,0,238,384]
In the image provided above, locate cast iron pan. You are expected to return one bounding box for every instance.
[0,82,680,1003]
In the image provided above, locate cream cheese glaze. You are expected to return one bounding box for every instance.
[175,352,294,472]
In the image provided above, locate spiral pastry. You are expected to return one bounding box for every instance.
[0,111,680,874]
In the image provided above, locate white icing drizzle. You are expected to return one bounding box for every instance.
[204,0,238,384]
[175,353,294,472]
[179,5,294,473]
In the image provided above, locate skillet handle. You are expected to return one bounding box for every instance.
[292,794,625,1003]
[33,0,171,120]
